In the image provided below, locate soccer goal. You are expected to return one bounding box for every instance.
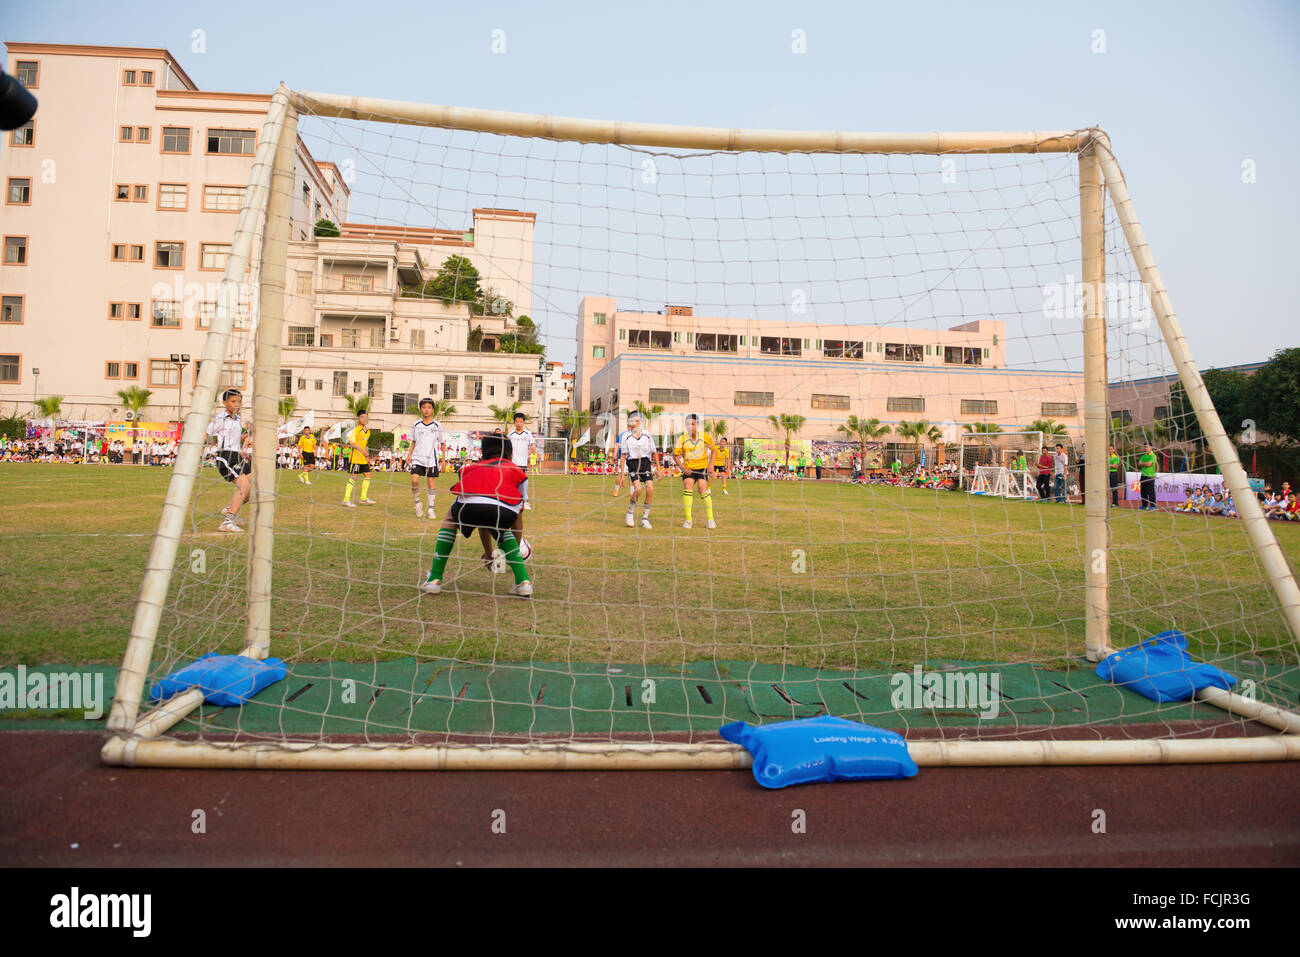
[959,431,1043,490]
[970,466,1033,500]
[101,88,1300,771]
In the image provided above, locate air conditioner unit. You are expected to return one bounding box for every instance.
[124,411,135,421]
[390,326,400,340]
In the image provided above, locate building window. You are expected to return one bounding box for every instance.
[983,348,990,359]
[280,369,293,395]
[760,336,802,356]
[203,185,245,212]
[106,361,122,379]
[367,373,383,399]
[648,388,689,404]
[158,183,188,210]
[137,127,151,143]
[944,346,982,366]
[15,61,39,87]
[341,327,384,349]
[115,184,131,201]
[332,371,348,397]
[887,397,926,413]
[0,295,22,324]
[592,346,606,359]
[130,244,144,261]
[140,70,154,86]
[119,126,133,143]
[206,128,256,155]
[518,377,533,402]
[392,393,418,415]
[111,244,128,261]
[3,236,27,265]
[314,200,321,221]
[695,333,739,353]
[673,332,681,343]
[288,326,315,347]
[124,361,140,379]
[886,343,924,362]
[314,380,323,391]
[132,185,147,202]
[200,243,232,271]
[960,399,998,416]
[151,300,182,328]
[464,375,483,400]
[341,274,375,292]
[443,375,458,401]
[161,126,190,153]
[593,312,607,325]
[628,329,671,350]
[122,69,137,85]
[155,241,184,269]
[11,121,34,147]
[734,391,774,407]
[617,328,626,341]
[109,302,124,320]
[823,340,865,359]
[811,394,851,410]
[295,271,312,294]
[1113,409,1132,425]
[127,303,141,319]
[1153,405,1170,421]
[149,359,180,387]
[107,361,139,380]
[1042,402,1078,418]
[410,328,425,350]
[0,354,20,384]
[319,334,332,347]
[6,178,31,205]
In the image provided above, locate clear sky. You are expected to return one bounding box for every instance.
[4,0,1297,371]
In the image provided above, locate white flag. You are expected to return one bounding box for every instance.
[572,430,591,448]
[277,408,317,438]
[323,422,342,442]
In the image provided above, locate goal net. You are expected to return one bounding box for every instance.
[102,89,1300,770]
[970,466,1033,500]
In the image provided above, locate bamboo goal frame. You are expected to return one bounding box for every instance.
[101,92,1300,769]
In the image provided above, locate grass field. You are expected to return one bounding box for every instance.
[2,461,1298,678]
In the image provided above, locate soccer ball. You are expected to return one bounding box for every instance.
[517,537,532,561]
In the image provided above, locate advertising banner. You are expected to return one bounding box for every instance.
[1124,472,1226,504]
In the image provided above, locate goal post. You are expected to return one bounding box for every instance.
[101,95,1300,768]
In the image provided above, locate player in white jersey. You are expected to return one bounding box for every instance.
[404,398,444,519]
[612,426,633,497]
[205,389,251,532]
[622,412,658,529]
[507,413,538,511]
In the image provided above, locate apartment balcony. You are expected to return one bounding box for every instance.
[315,287,393,317]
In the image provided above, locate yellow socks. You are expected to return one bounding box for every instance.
[682,490,693,521]
[344,480,354,502]
[702,488,714,521]
[361,479,371,500]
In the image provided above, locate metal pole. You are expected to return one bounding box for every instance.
[1080,144,1110,661]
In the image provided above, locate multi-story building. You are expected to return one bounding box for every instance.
[0,42,555,433]
[576,298,1084,444]
[1107,361,1266,432]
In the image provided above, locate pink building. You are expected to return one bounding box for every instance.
[577,298,1084,444]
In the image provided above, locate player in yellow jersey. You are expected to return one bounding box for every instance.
[713,440,730,495]
[673,413,717,529]
[342,410,376,507]
[296,425,317,485]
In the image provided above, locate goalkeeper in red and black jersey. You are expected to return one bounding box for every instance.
[420,434,532,598]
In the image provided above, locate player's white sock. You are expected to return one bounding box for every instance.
[427,489,436,510]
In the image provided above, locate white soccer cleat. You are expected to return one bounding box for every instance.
[415,501,424,518]
[523,502,532,510]
[722,489,729,495]
[511,581,534,598]
[682,520,692,530]
[707,519,717,529]
[625,511,635,527]
[298,473,307,484]
[219,519,243,533]
[641,518,652,530]
[419,578,442,594]
[342,500,356,508]
[360,499,377,505]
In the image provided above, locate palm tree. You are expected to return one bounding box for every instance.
[838,414,891,466]
[116,386,153,421]
[430,398,457,420]
[963,422,1003,434]
[767,413,806,469]
[556,408,591,439]
[34,395,63,420]
[629,400,664,432]
[1025,418,1069,438]
[344,394,370,417]
[489,401,523,428]
[896,419,942,465]
[277,396,297,423]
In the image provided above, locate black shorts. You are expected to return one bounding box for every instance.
[349,461,371,476]
[450,501,519,540]
[215,451,250,482]
[301,451,316,465]
[713,464,727,474]
[410,463,438,477]
[683,468,709,482]
[627,458,654,483]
